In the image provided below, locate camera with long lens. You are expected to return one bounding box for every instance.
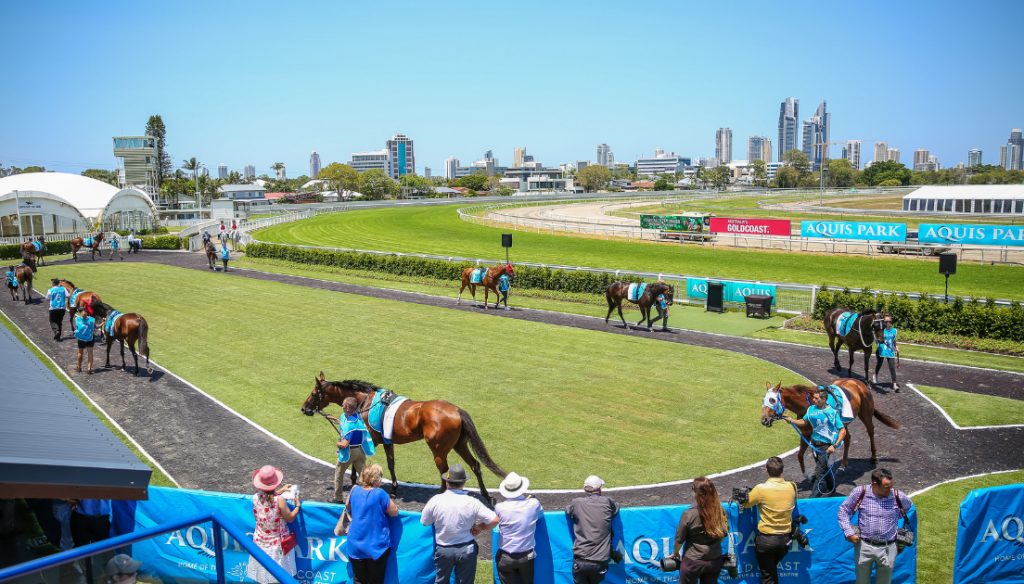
[789,514,810,549]
[731,487,751,505]
[895,528,915,553]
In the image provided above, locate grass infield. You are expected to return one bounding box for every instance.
[44,262,801,488]
[914,384,1024,427]
[253,205,1024,299]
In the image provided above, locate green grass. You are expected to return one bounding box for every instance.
[253,206,1024,299]
[750,327,1024,374]
[44,261,802,488]
[0,310,175,488]
[914,470,1024,582]
[914,384,1024,426]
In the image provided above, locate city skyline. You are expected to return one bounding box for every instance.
[2,1,1023,177]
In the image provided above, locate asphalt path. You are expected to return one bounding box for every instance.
[5,252,1021,520]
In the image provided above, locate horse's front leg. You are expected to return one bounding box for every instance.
[841,427,852,471]
[862,348,872,381]
[828,335,841,370]
[617,303,628,329]
[846,348,856,378]
[383,444,398,496]
[482,286,489,309]
[797,438,808,475]
[457,282,466,305]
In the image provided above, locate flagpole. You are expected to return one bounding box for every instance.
[14,190,23,239]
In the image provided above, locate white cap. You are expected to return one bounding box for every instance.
[583,475,605,492]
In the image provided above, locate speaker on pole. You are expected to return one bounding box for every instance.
[939,252,957,275]
[501,233,513,248]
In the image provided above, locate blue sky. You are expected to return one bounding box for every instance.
[2,0,1022,177]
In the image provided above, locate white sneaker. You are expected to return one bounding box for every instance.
[871,374,877,384]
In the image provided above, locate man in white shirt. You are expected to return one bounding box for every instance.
[495,472,543,584]
[421,464,499,584]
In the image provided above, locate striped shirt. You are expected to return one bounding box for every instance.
[838,485,913,542]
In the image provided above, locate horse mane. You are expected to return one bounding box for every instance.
[61,279,75,288]
[858,308,879,316]
[335,379,381,394]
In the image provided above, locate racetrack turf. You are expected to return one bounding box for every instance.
[45,262,801,488]
[914,384,1024,427]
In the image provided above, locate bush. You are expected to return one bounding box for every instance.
[0,241,73,260]
[141,235,182,250]
[115,227,168,236]
[245,243,642,295]
[814,286,1024,342]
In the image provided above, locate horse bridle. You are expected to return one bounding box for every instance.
[855,315,884,348]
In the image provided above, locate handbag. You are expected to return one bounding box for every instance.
[280,530,297,554]
[335,492,353,536]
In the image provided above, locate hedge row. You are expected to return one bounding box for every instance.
[813,287,1024,342]
[141,235,182,250]
[245,243,641,295]
[0,241,73,260]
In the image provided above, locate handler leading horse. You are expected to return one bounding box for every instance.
[605,280,674,331]
[20,237,46,269]
[457,263,515,309]
[6,261,35,304]
[760,379,900,474]
[824,308,885,380]
[59,279,107,330]
[70,232,105,262]
[301,373,508,504]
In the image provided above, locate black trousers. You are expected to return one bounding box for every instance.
[71,513,110,584]
[874,356,898,387]
[811,441,835,496]
[572,558,608,584]
[350,549,389,584]
[497,550,534,584]
[49,309,65,338]
[755,532,790,584]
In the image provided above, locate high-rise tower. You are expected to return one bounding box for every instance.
[386,134,415,179]
[715,128,733,164]
[777,98,799,162]
[310,151,321,178]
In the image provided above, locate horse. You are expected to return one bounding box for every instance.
[6,261,35,304]
[824,308,886,379]
[760,379,900,474]
[58,279,107,330]
[457,263,515,309]
[70,232,105,262]
[20,236,46,269]
[204,240,217,270]
[301,373,508,504]
[96,302,151,375]
[604,280,675,331]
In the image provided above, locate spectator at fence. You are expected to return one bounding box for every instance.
[785,387,846,496]
[47,278,68,340]
[334,397,374,503]
[565,475,620,584]
[246,465,301,584]
[741,457,796,584]
[673,477,727,584]
[420,464,498,584]
[873,317,900,392]
[334,464,398,584]
[105,553,165,584]
[838,469,914,584]
[495,472,542,584]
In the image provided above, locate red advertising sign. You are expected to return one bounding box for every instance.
[710,217,791,236]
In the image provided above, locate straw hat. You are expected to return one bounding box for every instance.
[252,465,283,492]
[498,472,530,498]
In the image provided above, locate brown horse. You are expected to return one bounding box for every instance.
[96,303,151,375]
[20,237,46,269]
[70,232,105,262]
[604,280,675,331]
[59,279,107,330]
[6,262,35,304]
[457,263,515,309]
[824,308,885,380]
[204,240,217,270]
[301,373,508,503]
[760,379,900,473]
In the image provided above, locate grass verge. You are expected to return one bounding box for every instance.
[914,384,1024,426]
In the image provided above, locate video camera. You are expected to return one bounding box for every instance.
[790,514,810,549]
[731,487,751,506]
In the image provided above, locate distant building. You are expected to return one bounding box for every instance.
[873,142,888,164]
[765,162,785,182]
[575,160,589,171]
[1004,129,1023,170]
[310,151,321,178]
[275,164,286,180]
[636,155,690,178]
[801,101,830,170]
[596,143,611,166]
[350,149,388,173]
[514,147,525,168]
[218,163,228,180]
[386,134,415,179]
[217,183,267,201]
[424,167,431,179]
[444,156,459,180]
[843,140,862,169]
[777,97,799,161]
[715,128,733,164]
[244,165,255,180]
[747,136,771,163]
[888,148,900,163]
[112,136,159,194]
[913,149,932,171]
[1000,145,1009,169]
[968,149,983,167]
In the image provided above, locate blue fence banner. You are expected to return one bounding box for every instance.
[953,483,1024,583]
[494,497,916,583]
[919,223,1024,247]
[112,487,435,584]
[687,279,777,305]
[800,221,908,242]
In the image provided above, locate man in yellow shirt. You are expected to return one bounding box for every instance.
[741,456,797,584]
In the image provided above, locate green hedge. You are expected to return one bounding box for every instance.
[813,287,1024,342]
[245,243,641,295]
[0,241,73,260]
[141,235,182,250]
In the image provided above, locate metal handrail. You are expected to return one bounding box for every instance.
[0,511,297,584]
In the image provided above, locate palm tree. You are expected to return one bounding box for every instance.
[271,162,285,179]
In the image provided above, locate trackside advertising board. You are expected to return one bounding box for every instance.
[954,484,1024,583]
[800,221,908,242]
[919,223,1024,247]
[687,278,777,305]
[710,217,792,236]
[640,215,708,232]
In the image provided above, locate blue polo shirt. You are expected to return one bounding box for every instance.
[48,287,68,310]
[803,404,844,445]
[878,327,898,358]
[74,315,96,342]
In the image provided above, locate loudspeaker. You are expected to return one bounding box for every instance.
[939,252,957,276]
[502,233,513,248]
[706,281,725,313]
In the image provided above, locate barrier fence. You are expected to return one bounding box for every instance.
[953,483,1024,583]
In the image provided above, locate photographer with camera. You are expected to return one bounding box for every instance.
[566,475,621,584]
[837,469,914,584]
[736,457,800,584]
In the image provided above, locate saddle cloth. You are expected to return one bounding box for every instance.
[69,288,84,308]
[824,384,855,423]
[367,390,408,444]
[6,273,17,288]
[835,311,857,337]
[627,282,648,302]
[32,241,43,252]
[84,237,94,248]
[105,311,124,337]
[469,268,486,284]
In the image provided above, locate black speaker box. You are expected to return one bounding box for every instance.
[706,281,725,313]
[939,252,957,275]
[502,233,513,248]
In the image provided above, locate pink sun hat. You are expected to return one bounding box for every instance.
[252,465,284,492]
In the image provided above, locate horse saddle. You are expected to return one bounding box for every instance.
[367,390,405,444]
[104,311,124,337]
[469,268,486,284]
[69,289,84,308]
[810,385,855,423]
[627,282,648,302]
[835,311,857,337]
[84,238,94,248]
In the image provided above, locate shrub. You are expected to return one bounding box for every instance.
[141,235,182,250]
[0,241,73,260]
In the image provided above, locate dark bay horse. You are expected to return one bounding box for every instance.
[604,281,674,331]
[457,263,515,309]
[7,262,34,304]
[96,302,151,375]
[204,240,217,270]
[59,279,107,329]
[70,233,105,262]
[301,373,508,503]
[760,379,900,473]
[824,308,885,379]
[21,237,46,269]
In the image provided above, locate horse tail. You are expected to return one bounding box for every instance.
[872,406,900,430]
[458,408,507,478]
[138,317,151,366]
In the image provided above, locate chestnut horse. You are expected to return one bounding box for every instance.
[604,281,675,331]
[20,237,46,269]
[59,279,107,330]
[457,263,515,309]
[760,379,900,473]
[70,232,105,262]
[204,240,217,270]
[6,262,35,304]
[824,308,885,380]
[96,302,151,375]
[301,373,508,503]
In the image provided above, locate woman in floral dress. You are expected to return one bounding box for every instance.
[246,465,302,583]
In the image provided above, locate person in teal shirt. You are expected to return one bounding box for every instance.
[873,316,900,392]
[497,273,512,310]
[108,234,124,261]
[46,278,69,340]
[219,245,230,272]
[786,388,847,496]
[74,313,98,374]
